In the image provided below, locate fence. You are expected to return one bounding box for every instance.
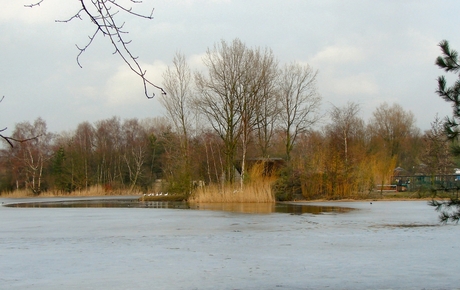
[391,174,460,193]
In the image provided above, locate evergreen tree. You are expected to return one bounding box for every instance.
[431,40,460,222]
[51,146,71,193]
[436,40,460,154]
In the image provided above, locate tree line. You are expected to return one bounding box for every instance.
[0,39,455,199]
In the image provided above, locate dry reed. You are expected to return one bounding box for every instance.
[189,162,276,203]
[0,185,142,198]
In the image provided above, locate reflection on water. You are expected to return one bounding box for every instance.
[6,200,186,209]
[189,203,354,215]
[6,200,354,215]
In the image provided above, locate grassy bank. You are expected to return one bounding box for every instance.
[2,183,457,203]
[0,185,142,198]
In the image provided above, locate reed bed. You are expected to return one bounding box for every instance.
[189,162,276,203]
[0,185,142,198]
[189,181,275,203]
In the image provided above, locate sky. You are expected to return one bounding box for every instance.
[1,0,459,134]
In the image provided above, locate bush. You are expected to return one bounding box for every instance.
[272,167,302,201]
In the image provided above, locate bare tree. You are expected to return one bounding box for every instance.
[237,46,278,188]
[24,0,165,98]
[161,53,193,161]
[161,52,195,192]
[194,39,247,183]
[73,121,96,191]
[323,102,366,197]
[368,102,418,159]
[278,62,321,161]
[329,101,363,166]
[195,39,279,185]
[421,114,455,176]
[254,74,280,158]
[93,116,123,187]
[9,118,54,194]
[121,118,148,192]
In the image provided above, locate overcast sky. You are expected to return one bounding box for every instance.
[1,0,459,134]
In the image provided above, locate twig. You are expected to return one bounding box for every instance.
[24,0,166,98]
[24,0,44,8]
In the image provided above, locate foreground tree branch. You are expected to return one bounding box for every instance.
[432,40,460,224]
[429,199,460,224]
[435,40,460,152]
[0,128,39,147]
[24,0,166,98]
[1,97,41,147]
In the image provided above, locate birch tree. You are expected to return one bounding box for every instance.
[329,102,363,166]
[122,118,148,192]
[10,118,53,194]
[161,53,194,192]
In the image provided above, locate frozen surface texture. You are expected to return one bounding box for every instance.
[0,199,459,290]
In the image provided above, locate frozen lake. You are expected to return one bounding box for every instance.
[0,198,459,290]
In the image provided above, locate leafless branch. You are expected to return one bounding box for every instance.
[25,0,166,98]
[0,97,41,147]
[24,0,44,8]
[0,127,40,148]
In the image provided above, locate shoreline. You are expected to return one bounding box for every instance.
[0,194,444,206]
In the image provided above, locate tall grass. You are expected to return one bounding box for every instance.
[0,189,32,198]
[189,181,275,203]
[189,162,276,203]
[0,185,142,198]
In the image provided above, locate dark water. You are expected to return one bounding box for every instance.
[5,199,354,215]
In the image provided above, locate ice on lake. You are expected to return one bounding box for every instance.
[0,198,459,290]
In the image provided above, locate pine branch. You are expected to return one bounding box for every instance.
[429,198,460,224]
[437,40,460,73]
[435,40,460,159]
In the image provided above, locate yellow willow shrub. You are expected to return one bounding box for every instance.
[301,172,326,200]
[371,154,398,193]
[333,163,379,199]
[328,174,350,199]
[300,161,377,200]
[300,170,354,200]
[353,159,376,196]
